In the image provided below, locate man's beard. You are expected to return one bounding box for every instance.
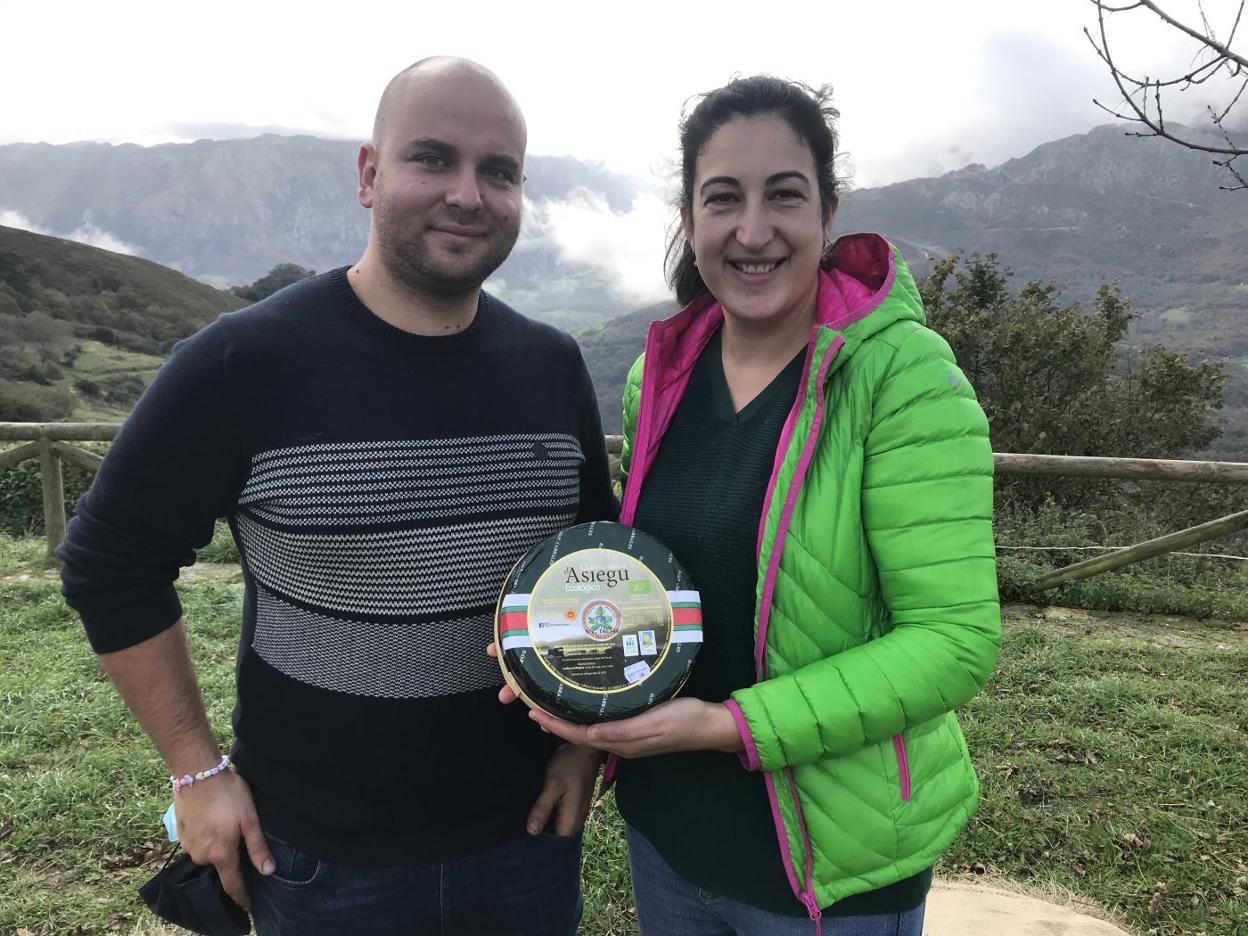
[375,206,517,300]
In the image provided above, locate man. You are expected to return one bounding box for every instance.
[58,57,613,934]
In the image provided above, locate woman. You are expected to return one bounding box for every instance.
[527,76,1001,935]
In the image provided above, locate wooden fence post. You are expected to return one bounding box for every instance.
[37,436,66,556]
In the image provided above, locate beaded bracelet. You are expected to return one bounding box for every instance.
[170,754,231,795]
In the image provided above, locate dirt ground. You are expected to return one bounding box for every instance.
[1001,602,1246,651]
[927,877,1134,935]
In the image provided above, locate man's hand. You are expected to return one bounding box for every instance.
[528,698,744,759]
[174,771,274,910]
[98,624,274,906]
[485,640,520,704]
[526,744,602,837]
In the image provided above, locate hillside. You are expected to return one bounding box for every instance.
[0,225,243,421]
[576,300,677,434]
[0,225,244,351]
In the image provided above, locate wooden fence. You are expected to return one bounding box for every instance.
[3,422,1247,590]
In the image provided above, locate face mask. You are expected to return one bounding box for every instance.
[139,849,251,935]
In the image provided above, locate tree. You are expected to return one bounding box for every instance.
[921,254,1225,505]
[1086,0,1247,191]
[231,263,315,303]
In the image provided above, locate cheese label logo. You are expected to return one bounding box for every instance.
[582,599,622,641]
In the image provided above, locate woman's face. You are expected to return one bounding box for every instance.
[683,114,830,329]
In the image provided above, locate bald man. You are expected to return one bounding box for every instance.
[59,58,614,934]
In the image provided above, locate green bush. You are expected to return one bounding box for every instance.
[92,372,147,406]
[0,379,75,421]
[0,449,93,536]
[231,263,315,302]
[923,254,1227,516]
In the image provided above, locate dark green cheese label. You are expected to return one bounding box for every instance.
[497,522,702,723]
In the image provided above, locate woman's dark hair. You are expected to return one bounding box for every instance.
[666,76,845,305]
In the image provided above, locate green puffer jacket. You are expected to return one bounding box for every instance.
[615,234,1001,919]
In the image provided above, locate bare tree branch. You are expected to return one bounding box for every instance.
[1138,0,1248,66]
[1087,0,1247,190]
[1216,74,1248,121]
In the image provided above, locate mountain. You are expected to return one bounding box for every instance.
[1,127,1243,454]
[838,123,1246,355]
[0,137,643,326]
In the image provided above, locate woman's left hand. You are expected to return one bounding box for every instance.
[528,698,744,759]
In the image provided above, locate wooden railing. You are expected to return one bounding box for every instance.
[0,423,115,555]
[3,423,1246,590]
[990,453,1248,587]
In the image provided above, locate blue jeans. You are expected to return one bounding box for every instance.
[625,824,925,936]
[244,827,583,935]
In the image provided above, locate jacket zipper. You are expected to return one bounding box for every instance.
[615,320,846,922]
[751,331,843,921]
[893,734,912,802]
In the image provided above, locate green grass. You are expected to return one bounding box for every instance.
[994,501,1248,621]
[68,341,164,381]
[195,520,240,564]
[1,536,1245,934]
[64,341,165,421]
[999,551,1248,621]
[0,533,55,572]
[948,616,1248,934]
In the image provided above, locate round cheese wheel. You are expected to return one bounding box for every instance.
[495,521,702,724]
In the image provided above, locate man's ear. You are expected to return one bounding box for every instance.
[358,143,378,209]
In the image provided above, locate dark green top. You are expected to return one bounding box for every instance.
[616,328,931,917]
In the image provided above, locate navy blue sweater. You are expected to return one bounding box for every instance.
[58,268,616,862]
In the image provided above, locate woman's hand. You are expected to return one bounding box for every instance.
[487,641,743,759]
[528,698,744,759]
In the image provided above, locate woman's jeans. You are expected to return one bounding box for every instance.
[243,826,583,935]
[625,824,925,936]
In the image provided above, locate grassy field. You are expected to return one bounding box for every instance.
[1,537,1245,935]
[64,340,165,422]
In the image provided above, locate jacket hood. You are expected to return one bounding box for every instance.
[815,232,925,342]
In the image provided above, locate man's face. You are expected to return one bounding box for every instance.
[359,70,525,299]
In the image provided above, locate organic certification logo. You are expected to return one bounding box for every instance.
[581,599,622,642]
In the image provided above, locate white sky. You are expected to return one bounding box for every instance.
[2,0,1234,188]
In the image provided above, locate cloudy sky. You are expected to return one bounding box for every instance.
[1,0,1238,299]
[3,0,1232,187]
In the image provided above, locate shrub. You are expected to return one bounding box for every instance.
[922,254,1225,513]
[0,380,74,421]
[94,372,147,407]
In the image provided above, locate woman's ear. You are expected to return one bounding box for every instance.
[680,205,693,245]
